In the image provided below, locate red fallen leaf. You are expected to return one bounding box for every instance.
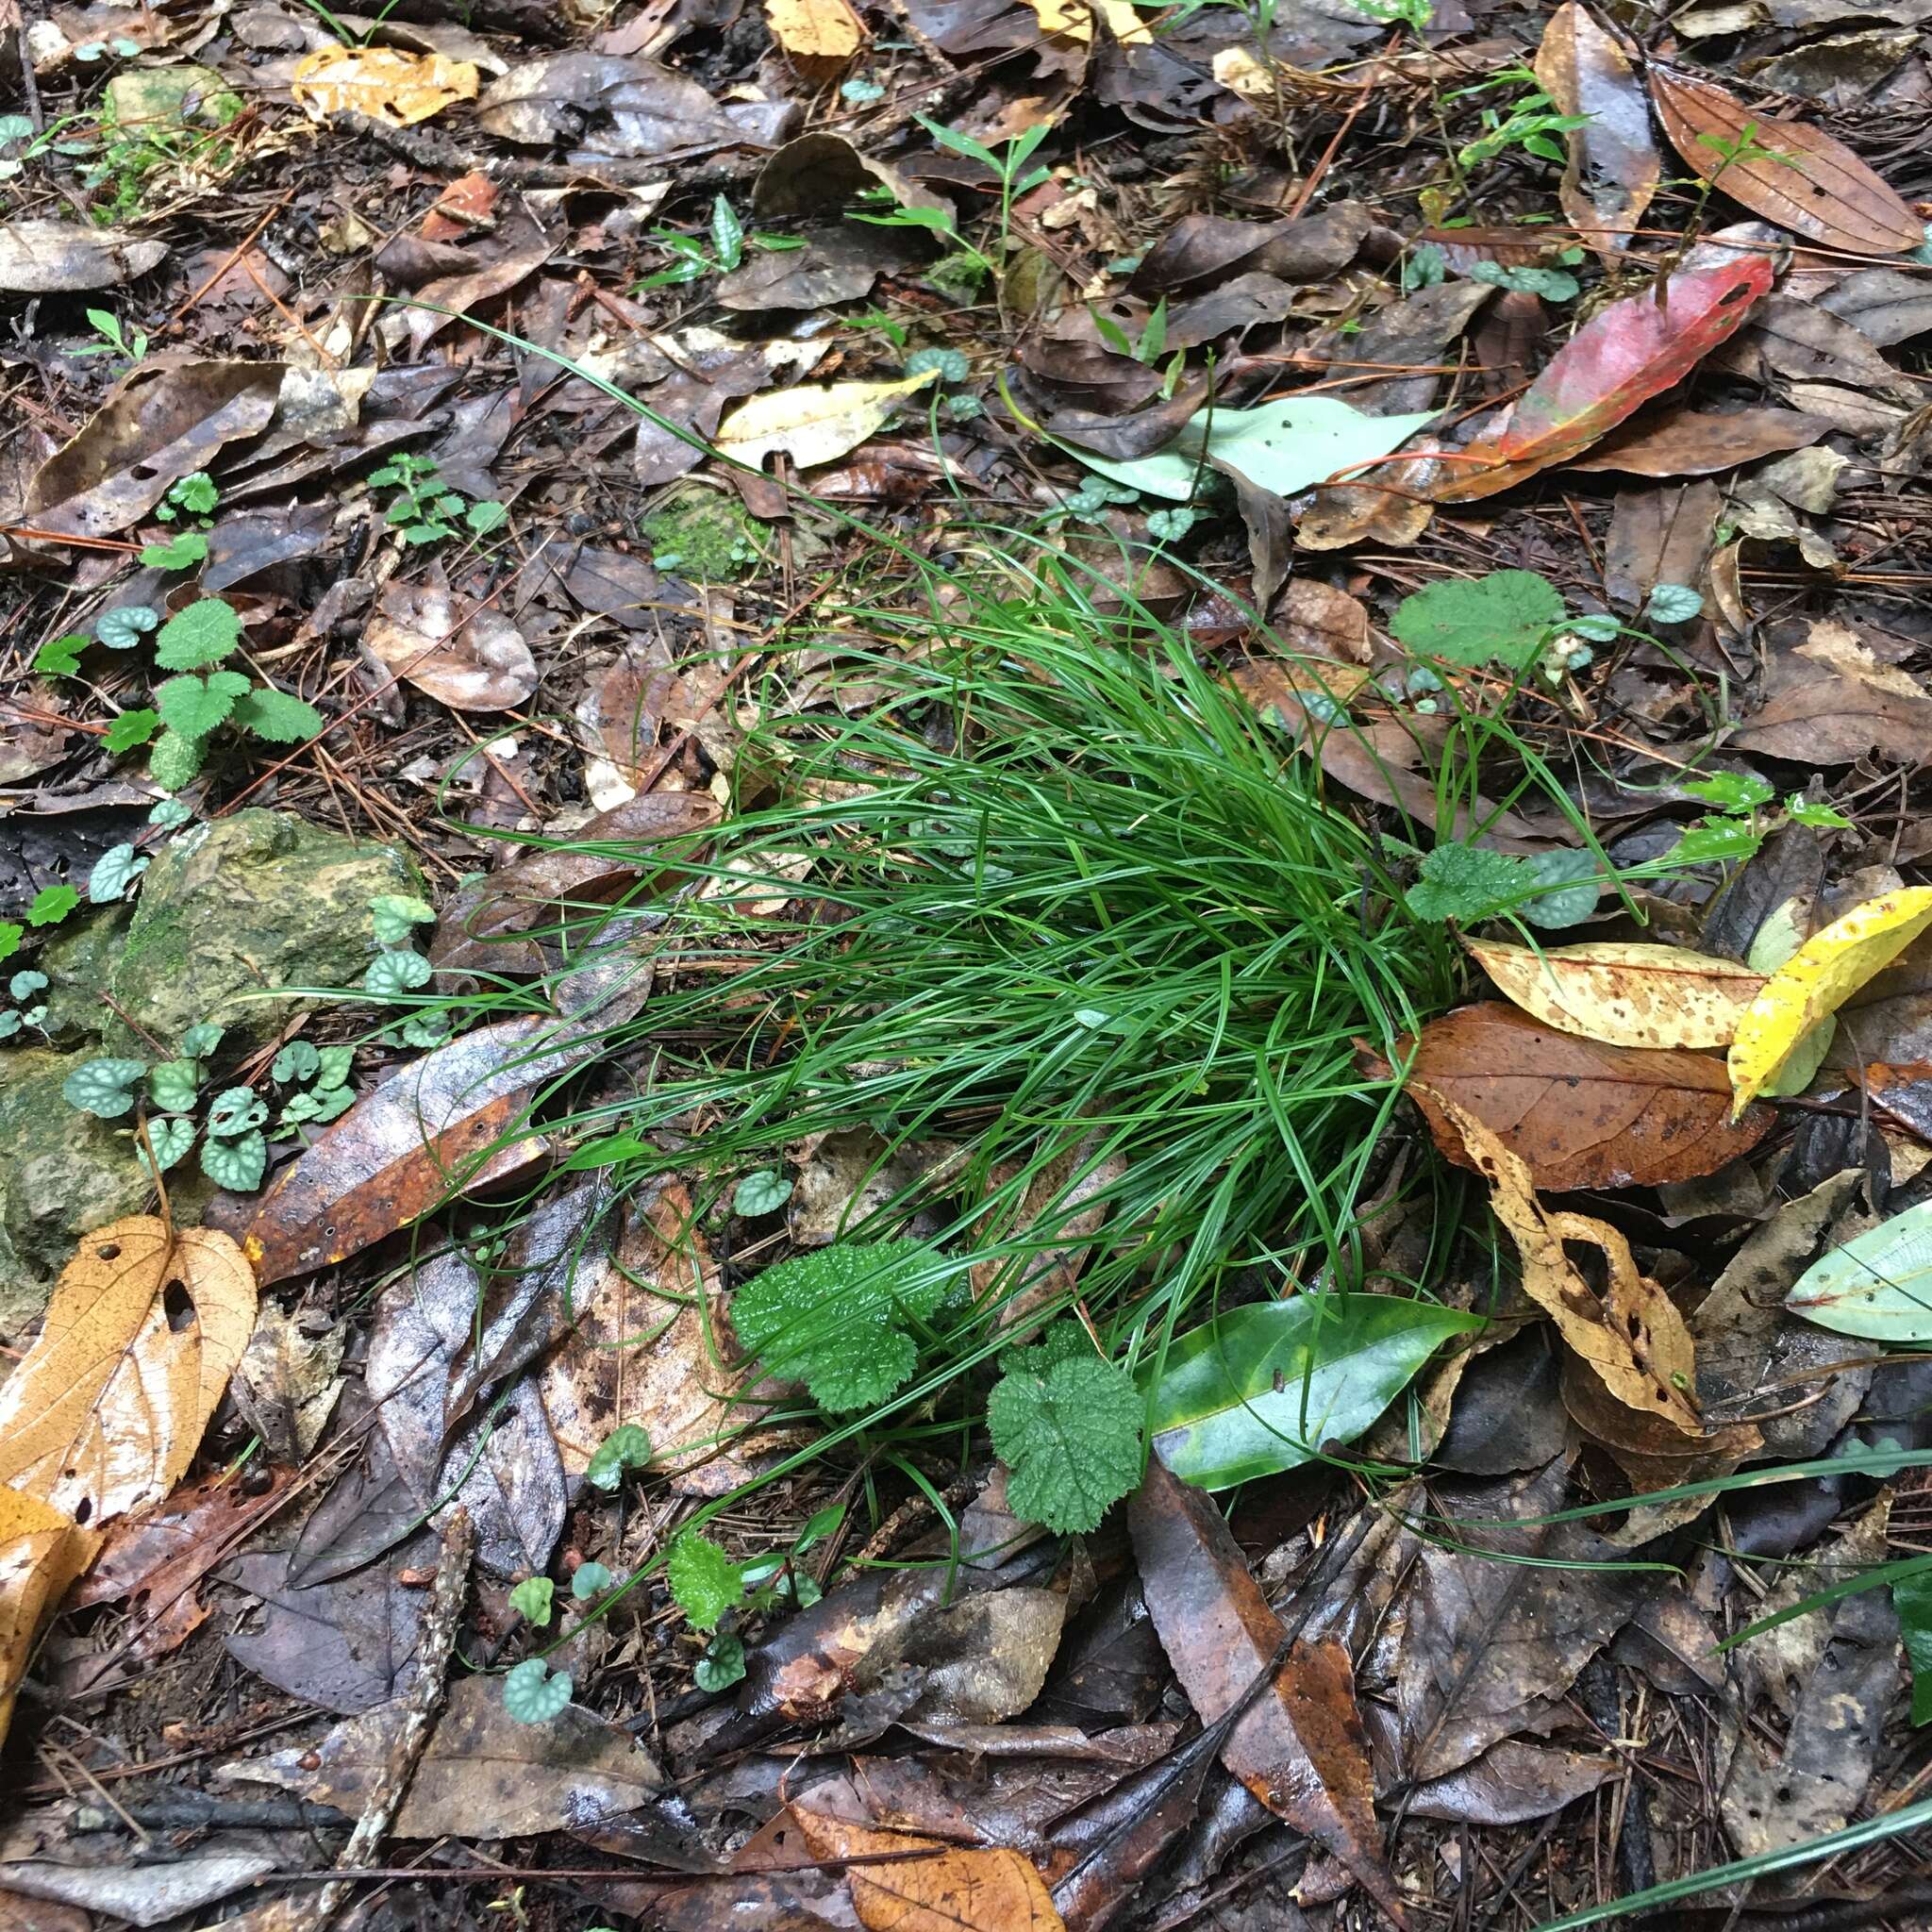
[1431,258,1774,502]
[1126,1458,1407,1928]
[1368,1004,1775,1191]
[243,1017,583,1285]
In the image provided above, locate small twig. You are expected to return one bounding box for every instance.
[261,1508,474,1932]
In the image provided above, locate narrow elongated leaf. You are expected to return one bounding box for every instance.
[1534,2,1658,258]
[1651,67,1922,257]
[1145,1292,1481,1490]
[1729,889,1932,1116]
[1787,1199,1932,1341]
[1433,259,1774,502]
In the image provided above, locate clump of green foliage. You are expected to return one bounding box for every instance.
[368,453,507,546]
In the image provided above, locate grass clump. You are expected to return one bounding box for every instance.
[470,543,1468,1428]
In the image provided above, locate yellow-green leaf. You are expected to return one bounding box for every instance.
[1728,887,1932,1116]
[1466,938,1763,1050]
[714,370,938,472]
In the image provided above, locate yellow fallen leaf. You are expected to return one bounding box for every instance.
[715,370,938,473]
[0,1219,258,1525]
[1467,938,1763,1050]
[0,1487,99,1746]
[1030,0,1152,42]
[1425,1091,1704,1437]
[765,0,866,60]
[291,46,480,129]
[1729,887,1932,1116]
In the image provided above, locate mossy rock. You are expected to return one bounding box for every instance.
[104,63,243,135]
[0,1047,154,1341]
[49,809,420,1055]
[640,486,767,582]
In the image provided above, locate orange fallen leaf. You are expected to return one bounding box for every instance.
[0,1487,99,1745]
[291,46,480,128]
[765,0,867,61]
[0,1219,256,1526]
[791,1807,1066,1932]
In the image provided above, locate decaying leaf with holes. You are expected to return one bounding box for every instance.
[1423,1095,1707,1455]
[1467,938,1763,1049]
[291,46,480,127]
[0,1217,257,1526]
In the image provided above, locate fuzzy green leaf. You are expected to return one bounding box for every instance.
[154,598,242,670]
[231,685,325,743]
[502,1658,572,1724]
[148,729,206,791]
[0,925,20,964]
[156,670,250,740]
[731,1238,943,1412]
[105,709,161,756]
[1405,844,1524,924]
[586,1423,652,1491]
[989,1353,1143,1534]
[666,1532,744,1632]
[1390,570,1565,669]
[508,1576,555,1625]
[34,634,87,675]
[63,1057,147,1119]
[141,530,209,570]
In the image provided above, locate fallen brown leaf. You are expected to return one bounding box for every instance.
[1533,2,1657,258]
[1386,1003,1774,1191]
[792,1806,1066,1932]
[365,567,539,712]
[1566,406,1827,477]
[1651,67,1922,256]
[1127,1458,1407,1926]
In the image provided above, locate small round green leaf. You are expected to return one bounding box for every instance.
[201,1128,267,1191]
[148,1059,202,1114]
[502,1658,572,1724]
[27,885,78,927]
[140,1116,195,1174]
[155,598,242,670]
[733,1170,793,1217]
[1646,582,1705,625]
[694,1631,747,1692]
[272,1041,321,1084]
[572,1560,614,1600]
[96,605,158,650]
[63,1057,147,1119]
[370,894,436,947]
[1518,849,1601,930]
[585,1423,652,1492]
[207,1086,267,1138]
[88,842,149,905]
[508,1576,556,1625]
[363,948,432,996]
[178,1022,225,1059]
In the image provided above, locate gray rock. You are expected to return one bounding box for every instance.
[74,808,419,1053]
[0,1046,153,1340]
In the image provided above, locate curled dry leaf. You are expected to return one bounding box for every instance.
[1424,1095,1705,1439]
[1651,67,1923,256]
[0,1218,257,1525]
[1735,621,1932,767]
[1467,938,1763,1049]
[1729,889,1932,1115]
[1533,2,1658,257]
[243,1017,582,1285]
[791,1807,1065,1932]
[291,46,480,126]
[365,572,539,712]
[1432,259,1774,502]
[0,219,168,294]
[0,1488,100,1746]
[714,370,939,472]
[1386,1003,1774,1191]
